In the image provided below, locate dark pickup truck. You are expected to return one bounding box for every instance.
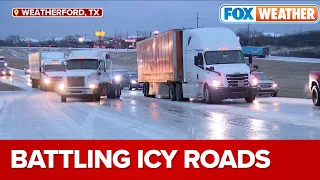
[309,71,320,106]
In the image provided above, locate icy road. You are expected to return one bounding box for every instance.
[0,69,320,139]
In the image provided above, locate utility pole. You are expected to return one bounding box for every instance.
[126,30,129,38]
[247,24,250,46]
[196,12,199,28]
[114,30,117,38]
[135,31,140,39]
[300,25,303,47]
[84,34,87,41]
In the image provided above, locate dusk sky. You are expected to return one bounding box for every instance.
[1,1,319,40]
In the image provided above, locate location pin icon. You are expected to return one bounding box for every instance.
[13,9,19,16]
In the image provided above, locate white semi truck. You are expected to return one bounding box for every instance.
[57,49,121,102]
[137,27,259,104]
[29,52,66,91]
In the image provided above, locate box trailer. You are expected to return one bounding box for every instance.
[137,27,259,104]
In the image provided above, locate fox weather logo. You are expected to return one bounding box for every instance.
[219,4,319,23]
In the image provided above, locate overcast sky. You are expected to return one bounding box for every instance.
[0,0,319,40]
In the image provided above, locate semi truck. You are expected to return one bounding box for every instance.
[29,52,66,90]
[309,71,320,106]
[137,27,259,104]
[57,49,121,102]
[242,46,270,58]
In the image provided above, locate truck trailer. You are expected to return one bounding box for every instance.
[242,46,270,58]
[29,52,66,91]
[137,27,259,104]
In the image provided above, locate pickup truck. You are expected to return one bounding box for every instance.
[309,71,320,106]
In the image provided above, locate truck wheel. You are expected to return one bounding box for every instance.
[272,92,278,97]
[107,86,116,99]
[143,83,150,97]
[31,80,37,88]
[169,83,176,101]
[117,85,121,98]
[61,96,66,102]
[245,97,255,103]
[129,83,132,90]
[312,86,320,106]
[175,82,183,101]
[203,86,212,104]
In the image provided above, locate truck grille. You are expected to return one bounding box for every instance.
[259,83,272,88]
[67,76,85,87]
[51,77,62,82]
[226,74,249,87]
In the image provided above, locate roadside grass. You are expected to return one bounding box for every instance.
[6,59,28,70]
[0,82,22,91]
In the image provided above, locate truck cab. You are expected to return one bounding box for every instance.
[29,52,66,90]
[182,28,258,103]
[309,71,320,106]
[57,49,121,102]
[137,27,259,104]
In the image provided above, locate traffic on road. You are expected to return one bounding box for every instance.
[0,27,319,140]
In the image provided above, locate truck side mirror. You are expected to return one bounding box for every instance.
[249,55,253,64]
[254,65,259,69]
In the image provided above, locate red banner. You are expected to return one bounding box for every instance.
[0,140,319,179]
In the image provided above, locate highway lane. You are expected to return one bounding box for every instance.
[0,68,320,139]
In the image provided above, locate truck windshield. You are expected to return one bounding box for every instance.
[67,59,98,70]
[128,73,138,78]
[204,50,245,65]
[114,71,128,76]
[44,65,66,72]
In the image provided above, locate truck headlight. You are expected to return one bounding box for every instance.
[131,80,137,84]
[212,80,223,87]
[44,78,50,84]
[252,78,258,86]
[89,84,96,89]
[2,71,5,75]
[9,71,13,75]
[115,75,121,82]
[58,83,64,90]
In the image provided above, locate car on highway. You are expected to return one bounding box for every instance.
[0,58,8,76]
[125,72,143,90]
[309,71,320,106]
[252,71,278,97]
[1,67,13,76]
[112,69,129,89]
[24,66,30,75]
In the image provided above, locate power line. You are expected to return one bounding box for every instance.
[196,12,199,28]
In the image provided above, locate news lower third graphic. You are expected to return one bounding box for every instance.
[12,8,103,17]
[220,4,319,23]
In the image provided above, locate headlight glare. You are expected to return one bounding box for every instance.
[58,83,64,90]
[44,78,50,84]
[89,84,96,89]
[212,80,223,87]
[252,78,258,86]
